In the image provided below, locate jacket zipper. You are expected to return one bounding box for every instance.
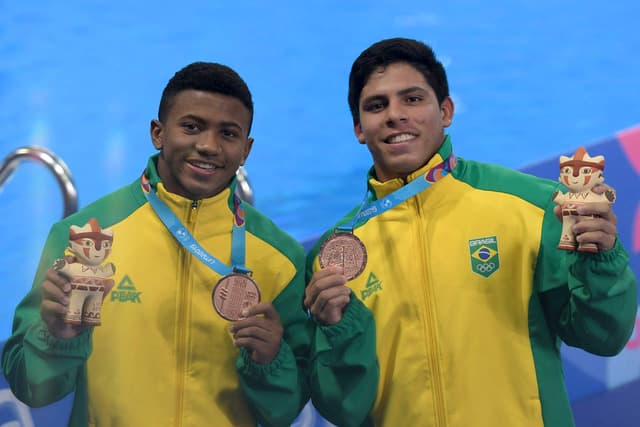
[175,200,198,426]
[414,195,447,426]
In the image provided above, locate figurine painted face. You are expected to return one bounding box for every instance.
[558,147,605,192]
[68,218,114,266]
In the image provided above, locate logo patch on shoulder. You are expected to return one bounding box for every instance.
[468,236,500,278]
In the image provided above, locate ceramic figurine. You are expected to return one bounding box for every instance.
[54,218,115,325]
[552,147,616,252]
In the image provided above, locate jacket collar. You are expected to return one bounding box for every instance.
[143,154,238,215]
[367,134,453,199]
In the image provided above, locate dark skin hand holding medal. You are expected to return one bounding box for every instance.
[211,270,282,363]
[229,301,283,364]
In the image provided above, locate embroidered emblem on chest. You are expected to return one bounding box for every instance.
[468,236,500,278]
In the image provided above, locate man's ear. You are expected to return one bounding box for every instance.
[150,119,163,150]
[354,122,366,144]
[240,137,254,166]
[441,96,455,128]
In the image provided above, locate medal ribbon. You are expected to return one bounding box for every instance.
[338,151,457,233]
[141,172,250,276]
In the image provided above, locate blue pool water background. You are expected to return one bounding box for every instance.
[1,2,639,424]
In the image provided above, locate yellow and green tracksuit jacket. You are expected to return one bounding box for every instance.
[306,136,638,427]
[2,155,312,427]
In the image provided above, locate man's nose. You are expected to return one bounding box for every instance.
[196,132,221,154]
[386,100,408,125]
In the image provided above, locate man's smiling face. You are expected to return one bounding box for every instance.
[354,62,453,182]
[151,89,253,200]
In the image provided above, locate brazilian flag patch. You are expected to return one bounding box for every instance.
[468,236,500,278]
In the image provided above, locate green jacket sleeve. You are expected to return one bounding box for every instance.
[303,234,378,427]
[1,224,91,407]
[536,197,638,356]
[236,251,311,427]
[307,295,378,427]
[540,239,638,356]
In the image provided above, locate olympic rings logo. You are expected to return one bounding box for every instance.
[475,262,496,273]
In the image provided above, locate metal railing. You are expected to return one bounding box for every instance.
[0,146,253,218]
[235,165,254,205]
[0,146,78,218]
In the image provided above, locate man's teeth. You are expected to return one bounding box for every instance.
[387,134,414,144]
[192,162,217,170]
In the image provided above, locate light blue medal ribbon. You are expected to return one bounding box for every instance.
[339,152,457,233]
[142,178,250,276]
[318,151,457,290]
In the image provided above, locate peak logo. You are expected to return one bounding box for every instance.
[360,272,382,300]
[110,275,142,303]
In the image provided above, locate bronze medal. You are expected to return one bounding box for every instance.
[211,273,261,321]
[318,232,367,280]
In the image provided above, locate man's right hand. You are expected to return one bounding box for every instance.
[40,268,86,339]
[304,266,352,326]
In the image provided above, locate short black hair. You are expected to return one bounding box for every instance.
[158,62,254,132]
[348,38,449,124]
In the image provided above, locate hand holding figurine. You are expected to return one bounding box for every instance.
[53,218,116,326]
[41,267,87,339]
[552,147,617,252]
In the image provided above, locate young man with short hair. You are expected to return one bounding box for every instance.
[305,38,637,427]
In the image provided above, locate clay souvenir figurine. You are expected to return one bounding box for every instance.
[552,147,616,252]
[54,218,115,325]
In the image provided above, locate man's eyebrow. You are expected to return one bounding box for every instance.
[397,86,428,96]
[362,86,428,104]
[361,94,387,104]
[218,120,242,130]
[179,113,205,123]
[179,114,242,130]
